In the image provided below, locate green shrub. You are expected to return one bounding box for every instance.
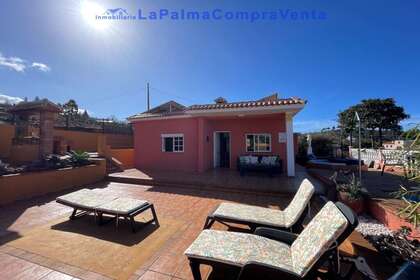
[67,150,91,167]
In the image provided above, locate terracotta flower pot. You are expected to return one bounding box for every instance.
[338,191,365,215]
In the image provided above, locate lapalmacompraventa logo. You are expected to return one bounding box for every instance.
[95,7,327,23]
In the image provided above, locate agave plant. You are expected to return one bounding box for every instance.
[331,171,365,201]
[393,125,420,228]
[67,150,91,167]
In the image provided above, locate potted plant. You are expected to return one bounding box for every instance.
[332,171,366,214]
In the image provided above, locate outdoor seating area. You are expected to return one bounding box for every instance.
[0,178,402,280]
[237,155,283,176]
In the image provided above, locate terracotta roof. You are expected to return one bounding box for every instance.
[128,96,306,120]
[188,97,305,111]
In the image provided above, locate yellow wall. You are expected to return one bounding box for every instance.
[110,148,134,169]
[9,144,39,163]
[0,123,14,159]
[1,124,133,162]
[54,129,99,151]
[54,128,133,151]
[105,133,133,148]
[0,159,106,206]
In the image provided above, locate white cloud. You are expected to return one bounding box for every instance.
[0,52,50,73]
[31,62,51,72]
[0,94,24,105]
[0,53,26,72]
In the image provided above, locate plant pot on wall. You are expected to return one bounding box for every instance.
[338,191,365,214]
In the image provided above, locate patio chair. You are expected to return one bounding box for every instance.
[185,201,358,280]
[203,179,315,233]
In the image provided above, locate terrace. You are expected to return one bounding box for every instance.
[0,175,396,280]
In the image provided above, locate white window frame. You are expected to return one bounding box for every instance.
[245,133,272,153]
[161,133,184,153]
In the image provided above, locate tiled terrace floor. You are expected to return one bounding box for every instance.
[0,181,302,280]
[107,165,326,194]
[0,181,390,280]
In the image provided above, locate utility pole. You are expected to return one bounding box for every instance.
[355,111,362,185]
[147,82,150,111]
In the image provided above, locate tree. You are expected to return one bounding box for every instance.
[361,98,409,146]
[338,105,361,146]
[61,99,79,128]
[338,98,409,147]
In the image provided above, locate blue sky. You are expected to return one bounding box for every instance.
[1,0,419,132]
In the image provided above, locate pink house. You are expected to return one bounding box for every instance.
[128,94,306,176]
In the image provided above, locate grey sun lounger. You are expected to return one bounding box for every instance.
[96,197,159,232]
[56,189,159,232]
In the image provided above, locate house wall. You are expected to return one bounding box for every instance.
[133,118,199,172]
[133,113,288,173]
[202,113,287,171]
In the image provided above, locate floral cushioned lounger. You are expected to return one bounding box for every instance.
[185,201,349,278]
[205,179,315,230]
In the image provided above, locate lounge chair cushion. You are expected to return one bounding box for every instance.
[96,197,149,215]
[211,179,315,228]
[291,202,348,276]
[283,179,315,227]
[56,189,117,209]
[212,203,285,227]
[185,230,294,272]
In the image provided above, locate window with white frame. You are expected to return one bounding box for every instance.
[246,133,271,152]
[162,134,184,152]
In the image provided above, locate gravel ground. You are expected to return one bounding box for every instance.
[356,215,393,237]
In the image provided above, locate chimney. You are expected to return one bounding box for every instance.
[259,93,279,102]
[214,97,227,104]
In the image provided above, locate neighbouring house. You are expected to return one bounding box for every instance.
[128,94,306,176]
[383,140,413,150]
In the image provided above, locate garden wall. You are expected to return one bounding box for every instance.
[9,144,39,163]
[0,123,133,159]
[110,148,134,169]
[0,159,106,206]
[0,123,14,159]
[368,198,420,240]
[54,128,99,151]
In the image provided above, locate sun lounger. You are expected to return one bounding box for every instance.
[56,190,158,232]
[203,179,315,233]
[185,201,358,280]
[56,189,117,220]
[96,197,159,232]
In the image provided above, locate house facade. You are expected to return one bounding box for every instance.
[383,140,413,150]
[128,94,306,176]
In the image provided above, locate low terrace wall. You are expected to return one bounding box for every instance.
[0,159,106,206]
[110,148,134,169]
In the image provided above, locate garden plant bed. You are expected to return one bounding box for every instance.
[0,159,106,205]
[368,198,420,239]
[356,215,419,276]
